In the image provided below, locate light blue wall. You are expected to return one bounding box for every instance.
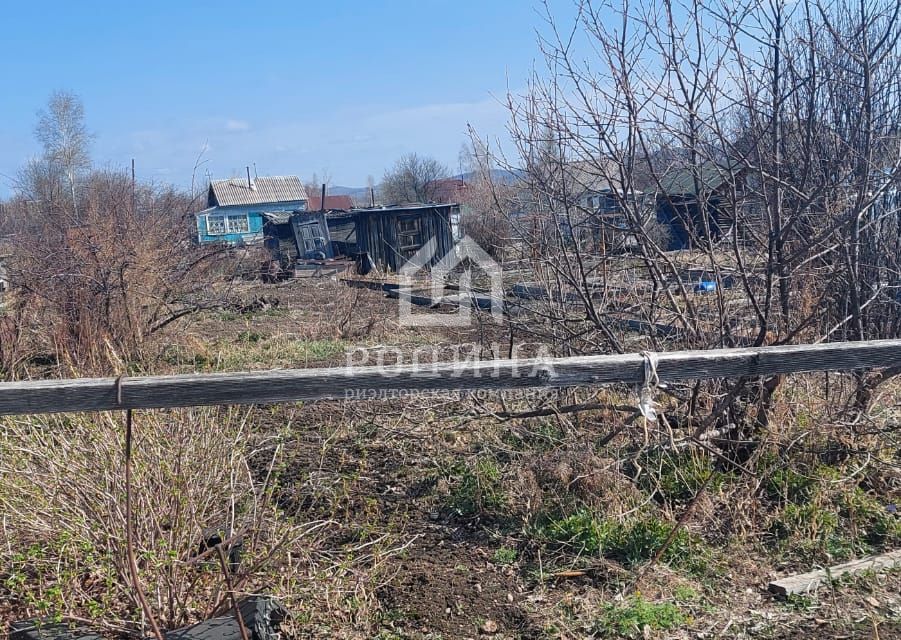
[195,201,306,244]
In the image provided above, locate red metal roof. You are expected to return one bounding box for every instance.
[307,193,355,210]
[430,178,469,203]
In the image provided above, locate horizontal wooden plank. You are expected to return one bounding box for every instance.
[768,549,901,596]
[0,339,898,416]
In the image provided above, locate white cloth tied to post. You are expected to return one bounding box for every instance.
[638,350,660,422]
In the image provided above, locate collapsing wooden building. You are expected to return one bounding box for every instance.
[259,203,459,276]
[259,211,332,280]
[262,211,332,260]
[326,203,459,272]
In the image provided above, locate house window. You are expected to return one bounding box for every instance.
[226,214,250,234]
[207,215,227,235]
[397,217,422,250]
[206,213,250,235]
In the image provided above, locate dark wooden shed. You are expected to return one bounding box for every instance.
[327,203,458,272]
[655,162,745,250]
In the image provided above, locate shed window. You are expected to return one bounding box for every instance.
[206,213,250,235]
[397,217,422,250]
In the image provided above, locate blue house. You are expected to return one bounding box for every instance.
[195,175,309,244]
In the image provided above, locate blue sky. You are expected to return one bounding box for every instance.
[0,0,576,196]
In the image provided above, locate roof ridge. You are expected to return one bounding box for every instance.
[212,174,300,182]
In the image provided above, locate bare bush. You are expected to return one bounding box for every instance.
[380,153,449,204]
[4,170,224,374]
[0,408,311,630]
[458,139,516,260]
[0,305,26,379]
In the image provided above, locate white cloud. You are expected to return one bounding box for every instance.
[224,119,251,132]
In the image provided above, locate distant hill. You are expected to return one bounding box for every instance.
[328,185,373,205]
[457,168,522,185]
[329,169,521,204]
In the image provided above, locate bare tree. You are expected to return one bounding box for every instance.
[33,90,92,217]
[380,152,449,203]
[305,170,333,202]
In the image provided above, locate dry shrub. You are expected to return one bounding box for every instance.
[332,284,379,340]
[459,179,514,261]
[0,407,307,631]
[296,281,383,342]
[5,171,224,375]
[512,445,645,522]
[461,206,511,260]
[0,305,26,378]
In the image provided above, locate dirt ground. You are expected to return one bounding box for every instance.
[272,404,900,639]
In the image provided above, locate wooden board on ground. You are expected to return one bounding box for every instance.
[294,265,338,278]
[767,549,901,596]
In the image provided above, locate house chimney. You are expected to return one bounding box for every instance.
[320,183,327,212]
[369,186,375,207]
[246,166,256,191]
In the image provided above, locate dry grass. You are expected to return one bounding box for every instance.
[0,407,321,632]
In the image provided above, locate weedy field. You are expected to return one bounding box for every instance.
[0,279,899,639]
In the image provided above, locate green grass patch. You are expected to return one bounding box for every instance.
[538,510,710,574]
[446,457,507,518]
[501,419,566,452]
[237,329,266,343]
[541,509,612,554]
[634,449,726,504]
[593,596,686,638]
[766,465,901,564]
[760,451,848,505]
[163,336,347,371]
[838,489,901,547]
[492,546,518,565]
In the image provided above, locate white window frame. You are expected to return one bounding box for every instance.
[226,213,250,234]
[206,214,227,235]
[206,213,251,236]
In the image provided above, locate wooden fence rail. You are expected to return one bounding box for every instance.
[0,339,898,416]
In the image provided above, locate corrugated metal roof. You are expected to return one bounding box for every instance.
[261,211,294,225]
[209,176,308,207]
[659,161,744,195]
[354,203,459,212]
